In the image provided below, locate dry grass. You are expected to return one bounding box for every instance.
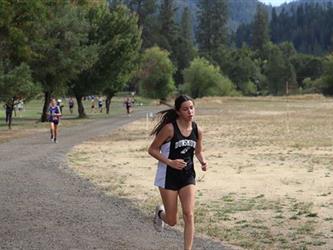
[68,95,333,249]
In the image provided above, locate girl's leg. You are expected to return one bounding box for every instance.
[159,188,178,226]
[54,124,58,140]
[50,123,55,139]
[179,184,195,250]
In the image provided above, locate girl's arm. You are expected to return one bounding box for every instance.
[148,124,186,170]
[195,126,207,171]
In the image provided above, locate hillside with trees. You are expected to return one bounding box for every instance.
[236,1,333,55]
[1,0,333,126]
[119,0,332,97]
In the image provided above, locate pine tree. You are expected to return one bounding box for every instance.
[180,7,193,45]
[196,0,228,61]
[252,4,269,51]
[174,6,196,84]
[126,0,158,49]
[270,8,278,43]
[159,0,178,53]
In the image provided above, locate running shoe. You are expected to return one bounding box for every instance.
[153,204,165,232]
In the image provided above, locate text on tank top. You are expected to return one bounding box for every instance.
[168,121,198,163]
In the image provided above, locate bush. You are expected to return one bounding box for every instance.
[138,47,175,100]
[318,54,333,96]
[242,81,257,96]
[183,57,235,98]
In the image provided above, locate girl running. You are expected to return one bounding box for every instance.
[148,95,207,250]
[124,97,132,116]
[49,98,62,143]
[98,96,103,113]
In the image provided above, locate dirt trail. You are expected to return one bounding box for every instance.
[0,108,235,250]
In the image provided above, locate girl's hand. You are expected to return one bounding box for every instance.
[201,162,207,172]
[168,159,186,170]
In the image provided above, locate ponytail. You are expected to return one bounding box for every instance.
[150,109,178,136]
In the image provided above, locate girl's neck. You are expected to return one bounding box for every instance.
[176,118,192,129]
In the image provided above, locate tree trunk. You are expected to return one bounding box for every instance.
[7,106,13,130]
[41,91,51,122]
[7,110,12,129]
[75,94,86,118]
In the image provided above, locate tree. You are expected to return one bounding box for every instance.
[97,5,142,115]
[126,0,159,49]
[182,57,235,98]
[270,7,279,44]
[173,6,196,85]
[30,2,98,122]
[0,64,38,102]
[69,4,141,118]
[0,64,40,128]
[278,42,297,59]
[0,0,45,128]
[216,47,259,95]
[318,54,333,95]
[159,0,178,53]
[290,53,323,89]
[252,4,269,51]
[180,7,193,45]
[138,46,175,100]
[235,23,253,48]
[264,43,296,95]
[67,3,102,118]
[196,0,228,61]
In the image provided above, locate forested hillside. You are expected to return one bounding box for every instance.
[236,1,333,55]
[2,0,333,123]
[183,0,333,31]
[178,0,265,31]
[113,0,333,97]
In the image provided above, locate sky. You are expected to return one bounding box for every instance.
[258,0,295,6]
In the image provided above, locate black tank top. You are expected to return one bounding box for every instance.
[168,121,198,171]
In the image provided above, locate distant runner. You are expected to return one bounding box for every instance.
[124,97,132,116]
[49,98,62,143]
[98,96,103,113]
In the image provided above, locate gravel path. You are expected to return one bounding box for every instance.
[0,108,236,250]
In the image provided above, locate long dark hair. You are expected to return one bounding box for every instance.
[150,95,193,136]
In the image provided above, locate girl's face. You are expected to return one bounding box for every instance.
[177,100,195,122]
[51,99,56,106]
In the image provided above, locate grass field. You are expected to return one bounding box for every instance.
[68,95,333,249]
[0,96,150,143]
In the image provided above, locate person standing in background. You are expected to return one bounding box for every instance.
[68,97,74,114]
